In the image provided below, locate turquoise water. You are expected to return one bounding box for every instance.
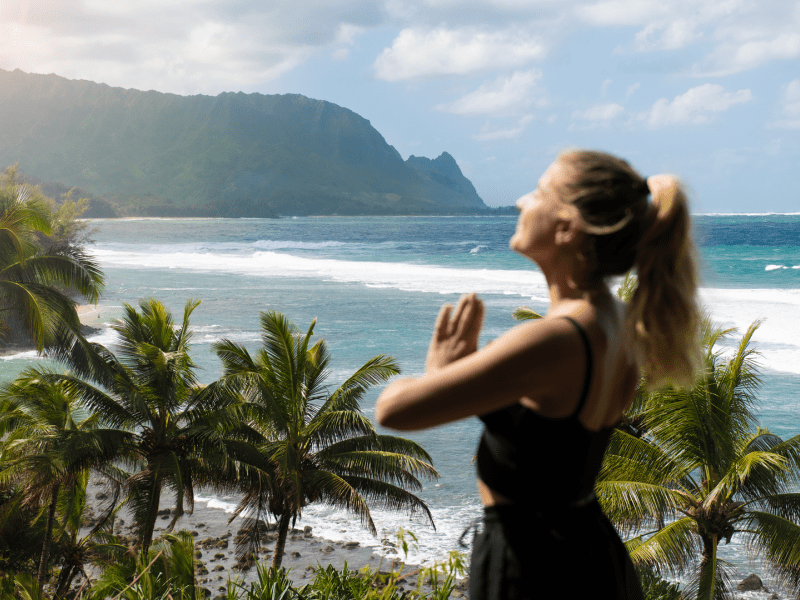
[2,214,799,576]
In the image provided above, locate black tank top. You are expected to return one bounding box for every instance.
[476,316,615,505]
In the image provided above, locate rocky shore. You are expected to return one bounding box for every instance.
[83,480,469,598]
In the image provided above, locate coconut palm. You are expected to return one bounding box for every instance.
[39,298,232,555]
[597,320,800,599]
[208,311,439,567]
[0,171,104,351]
[0,369,119,594]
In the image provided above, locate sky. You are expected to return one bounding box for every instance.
[1,0,799,213]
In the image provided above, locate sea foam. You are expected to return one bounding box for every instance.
[91,248,547,298]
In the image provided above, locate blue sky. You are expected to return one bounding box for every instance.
[1,0,799,212]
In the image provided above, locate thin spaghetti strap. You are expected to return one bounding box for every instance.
[561,316,594,417]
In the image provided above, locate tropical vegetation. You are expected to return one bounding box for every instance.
[0,164,103,351]
[206,311,439,567]
[0,299,440,599]
[598,319,800,600]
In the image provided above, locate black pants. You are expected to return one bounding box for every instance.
[469,502,644,600]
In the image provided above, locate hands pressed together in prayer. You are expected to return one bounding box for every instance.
[426,293,485,373]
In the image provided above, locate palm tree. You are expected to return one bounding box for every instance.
[0,369,116,594]
[597,320,800,599]
[0,168,104,351]
[208,311,439,567]
[39,298,231,555]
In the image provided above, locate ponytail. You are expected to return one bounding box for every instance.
[627,175,703,389]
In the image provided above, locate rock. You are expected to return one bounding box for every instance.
[455,576,469,590]
[304,526,313,537]
[290,551,301,558]
[344,541,360,548]
[95,492,108,500]
[157,508,170,517]
[195,551,202,558]
[233,554,256,572]
[737,574,764,591]
[768,594,778,600]
[214,553,225,559]
[322,545,335,553]
[212,565,225,572]
[191,531,199,536]
[196,523,205,528]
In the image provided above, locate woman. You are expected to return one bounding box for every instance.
[375,149,702,599]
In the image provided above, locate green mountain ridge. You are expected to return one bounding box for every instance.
[0,68,488,216]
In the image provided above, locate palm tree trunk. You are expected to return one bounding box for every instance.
[697,533,718,600]
[37,483,61,593]
[54,563,76,599]
[140,483,162,556]
[271,514,291,569]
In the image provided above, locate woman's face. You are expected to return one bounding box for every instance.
[509,159,573,262]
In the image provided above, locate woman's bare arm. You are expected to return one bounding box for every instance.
[375,294,587,431]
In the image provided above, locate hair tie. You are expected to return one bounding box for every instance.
[579,208,635,236]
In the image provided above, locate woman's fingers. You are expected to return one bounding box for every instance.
[454,294,482,337]
[433,303,453,341]
[450,294,470,334]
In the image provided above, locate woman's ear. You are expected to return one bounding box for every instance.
[553,208,582,247]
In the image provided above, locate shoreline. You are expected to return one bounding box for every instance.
[84,479,466,597]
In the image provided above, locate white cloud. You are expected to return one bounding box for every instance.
[576,0,800,75]
[572,103,624,128]
[640,83,753,128]
[634,19,699,51]
[576,0,665,26]
[473,115,534,141]
[769,79,800,129]
[625,82,641,99]
[373,27,546,81]
[708,34,800,75]
[0,0,382,94]
[600,79,612,97]
[435,70,543,116]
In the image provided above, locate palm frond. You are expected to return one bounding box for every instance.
[512,306,543,321]
[707,450,787,506]
[626,517,699,576]
[740,511,800,595]
[596,481,688,536]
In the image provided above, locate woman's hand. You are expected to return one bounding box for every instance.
[426,293,485,372]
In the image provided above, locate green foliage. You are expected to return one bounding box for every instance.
[38,298,236,555]
[511,306,543,321]
[599,320,800,600]
[91,532,198,600]
[0,69,487,217]
[42,188,92,251]
[638,566,683,600]
[0,163,104,350]
[207,311,439,568]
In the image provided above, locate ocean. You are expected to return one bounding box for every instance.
[2,213,799,582]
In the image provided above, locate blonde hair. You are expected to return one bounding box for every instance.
[559,150,702,389]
